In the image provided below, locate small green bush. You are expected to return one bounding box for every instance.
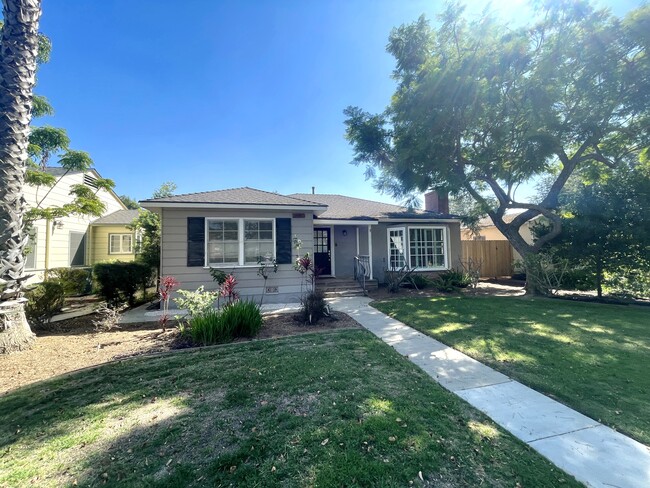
[25,281,65,328]
[174,286,217,318]
[299,290,328,325]
[559,268,596,291]
[221,300,263,337]
[93,261,153,306]
[405,273,431,289]
[50,267,91,296]
[433,270,472,292]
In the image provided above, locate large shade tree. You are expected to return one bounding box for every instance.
[344,1,649,276]
[0,0,42,352]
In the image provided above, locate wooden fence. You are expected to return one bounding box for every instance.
[461,240,514,278]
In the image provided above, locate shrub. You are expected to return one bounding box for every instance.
[92,302,126,331]
[432,270,472,292]
[405,273,431,289]
[559,268,597,291]
[25,281,65,328]
[181,309,236,345]
[174,286,218,318]
[221,300,263,337]
[50,267,91,296]
[299,290,328,325]
[93,261,153,306]
[384,265,417,293]
[179,300,263,345]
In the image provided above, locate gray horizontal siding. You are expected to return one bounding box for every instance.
[161,208,314,304]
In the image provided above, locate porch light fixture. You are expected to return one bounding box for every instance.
[54,220,64,229]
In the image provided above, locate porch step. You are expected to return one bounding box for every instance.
[317,278,378,296]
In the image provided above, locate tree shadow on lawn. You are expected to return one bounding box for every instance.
[375,296,650,444]
[0,330,579,488]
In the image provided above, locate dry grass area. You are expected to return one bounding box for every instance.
[0,311,360,395]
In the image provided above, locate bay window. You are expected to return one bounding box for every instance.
[387,225,448,271]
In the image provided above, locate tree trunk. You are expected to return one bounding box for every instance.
[0,299,34,353]
[501,228,543,295]
[596,259,603,299]
[0,0,43,352]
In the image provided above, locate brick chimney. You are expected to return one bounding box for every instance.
[424,191,449,214]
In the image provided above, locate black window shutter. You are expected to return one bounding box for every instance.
[187,217,205,267]
[276,218,292,264]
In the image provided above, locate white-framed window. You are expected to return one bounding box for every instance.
[109,233,133,254]
[409,227,447,270]
[206,218,275,267]
[386,225,449,271]
[387,227,406,270]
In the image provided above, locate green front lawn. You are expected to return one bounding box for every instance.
[374,296,650,446]
[0,330,578,487]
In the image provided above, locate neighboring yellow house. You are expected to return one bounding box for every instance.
[89,209,141,263]
[24,168,130,283]
[461,210,535,243]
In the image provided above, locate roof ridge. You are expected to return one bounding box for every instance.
[290,193,407,209]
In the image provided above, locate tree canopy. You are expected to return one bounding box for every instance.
[344,0,650,260]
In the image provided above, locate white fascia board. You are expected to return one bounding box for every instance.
[315,219,378,226]
[140,202,327,214]
[377,218,462,224]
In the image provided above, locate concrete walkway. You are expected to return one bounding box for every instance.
[328,296,650,488]
[119,302,302,324]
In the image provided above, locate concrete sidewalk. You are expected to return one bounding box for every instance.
[328,296,650,488]
[119,302,302,324]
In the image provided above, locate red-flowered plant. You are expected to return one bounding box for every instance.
[159,275,179,332]
[220,274,239,305]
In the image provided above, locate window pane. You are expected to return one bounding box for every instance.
[110,235,120,253]
[408,227,445,269]
[224,230,239,241]
[260,230,273,240]
[259,221,273,231]
[207,220,240,264]
[122,235,132,252]
[224,242,239,263]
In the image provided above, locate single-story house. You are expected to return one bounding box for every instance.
[24,168,136,282]
[140,187,461,303]
[461,210,536,243]
[88,209,141,264]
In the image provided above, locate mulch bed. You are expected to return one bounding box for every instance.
[0,311,361,395]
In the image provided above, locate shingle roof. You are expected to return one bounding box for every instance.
[141,187,326,208]
[92,209,141,225]
[289,193,457,221]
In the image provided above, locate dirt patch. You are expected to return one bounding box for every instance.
[0,311,361,395]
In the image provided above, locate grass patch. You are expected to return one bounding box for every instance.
[0,330,578,487]
[374,296,650,445]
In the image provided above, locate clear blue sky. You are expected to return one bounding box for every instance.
[29,0,641,204]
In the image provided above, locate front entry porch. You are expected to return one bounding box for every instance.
[313,221,377,295]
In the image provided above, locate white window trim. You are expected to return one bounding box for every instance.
[386,226,406,271]
[108,233,134,255]
[204,217,276,268]
[386,225,450,272]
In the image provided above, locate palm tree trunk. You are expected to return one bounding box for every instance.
[0,0,43,353]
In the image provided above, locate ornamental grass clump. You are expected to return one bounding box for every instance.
[178,276,263,345]
[180,308,236,345]
[221,300,263,337]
